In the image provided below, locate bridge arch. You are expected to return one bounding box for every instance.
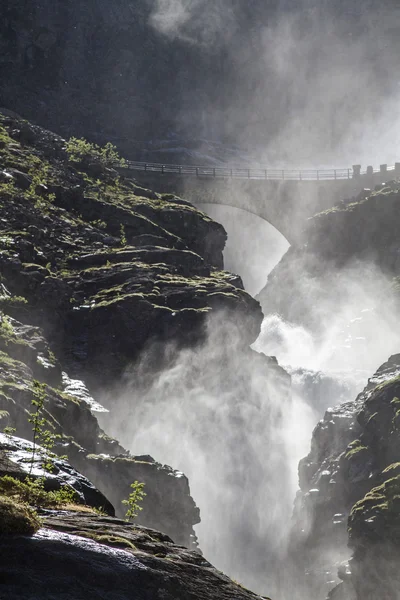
[128,169,373,245]
[195,201,290,244]
[196,203,289,295]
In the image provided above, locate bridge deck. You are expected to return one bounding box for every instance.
[122,160,396,182]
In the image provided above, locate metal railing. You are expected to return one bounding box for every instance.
[120,160,397,182]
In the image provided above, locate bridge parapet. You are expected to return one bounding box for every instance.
[121,160,400,183]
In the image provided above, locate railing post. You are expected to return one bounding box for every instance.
[347,168,350,179]
[352,165,361,179]
[145,163,148,172]
[162,165,165,174]
[380,164,388,177]
[282,170,284,180]
[179,166,182,175]
[395,162,400,177]
[196,167,199,177]
[213,167,216,177]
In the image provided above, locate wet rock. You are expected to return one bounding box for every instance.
[292,354,400,597]
[0,510,264,600]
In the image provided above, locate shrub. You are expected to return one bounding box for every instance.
[65,138,126,168]
[0,475,78,508]
[0,495,41,535]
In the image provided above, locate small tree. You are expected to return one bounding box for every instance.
[65,137,126,168]
[27,380,62,474]
[122,481,146,521]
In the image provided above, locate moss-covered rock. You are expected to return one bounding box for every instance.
[0,494,41,535]
[293,354,400,598]
[0,110,263,387]
[0,509,264,600]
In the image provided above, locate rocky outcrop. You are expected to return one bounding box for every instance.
[0,110,262,388]
[0,433,114,514]
[0,434,264,600]
[0,310,200,547]
[257,184,400,331]
[0,109,268,559]
[1,509,265,600]
[291,354,400,598]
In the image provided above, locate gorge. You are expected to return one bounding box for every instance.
[1,106,400,600]
[1,2,400,599]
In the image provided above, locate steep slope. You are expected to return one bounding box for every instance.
[0,108,265,552]
[291,354,400,598]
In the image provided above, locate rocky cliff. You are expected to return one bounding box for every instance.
[0,107,278,599]
[255,176,400,599]
[290,354,400,599]
[257,183,400,334]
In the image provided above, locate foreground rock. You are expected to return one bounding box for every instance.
[1,509,266,600]
[0,439,265,600]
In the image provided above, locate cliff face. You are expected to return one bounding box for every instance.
[257,184,400,333]
[291,355,400,598]
[255,178,400,598]
[0,108,267,557]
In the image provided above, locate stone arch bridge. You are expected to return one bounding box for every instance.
[121,161,400,245]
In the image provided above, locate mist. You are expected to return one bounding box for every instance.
[106,2,400,596]
[100,313,315,596]
[147,0,400,167]
[196,205,289,295]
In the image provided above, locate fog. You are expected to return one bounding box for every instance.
[99,2,400,597]
[147,0,400,167]
[100,312,316,596]
[196,205,289,295]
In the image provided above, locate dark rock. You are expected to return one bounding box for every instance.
[291,354,400,598]
[5,168,32,190]
[0,510,263,600]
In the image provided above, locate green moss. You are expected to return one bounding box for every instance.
[77,532,137,550]
[383,463,400,475]
[350,475,400,531]
[0,476,79,509]
[0,351,23,368]
[374,375,400,392]
[345,439,368,459]
[0,495,41,535]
